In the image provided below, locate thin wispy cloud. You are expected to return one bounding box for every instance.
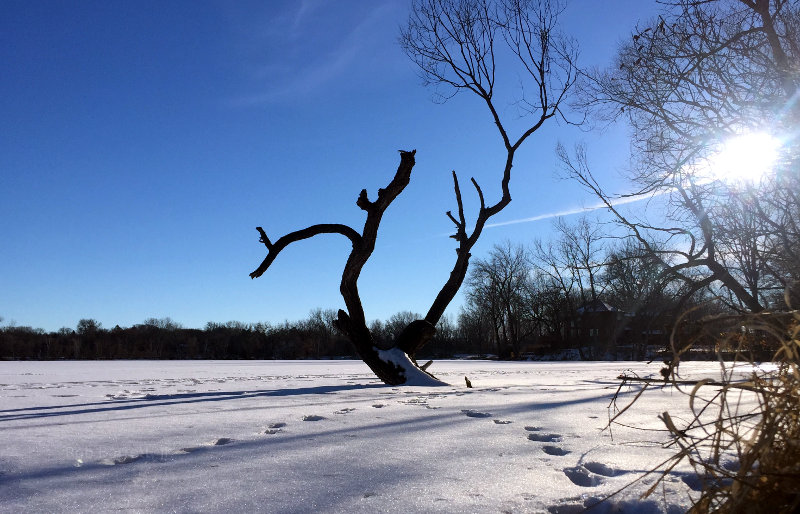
[232,2,396,105]
[291,0,323,32]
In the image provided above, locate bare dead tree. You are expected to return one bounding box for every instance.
[250,0,577,385]
[562,0,799,313]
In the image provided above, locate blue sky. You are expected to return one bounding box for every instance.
[1,0,661,331]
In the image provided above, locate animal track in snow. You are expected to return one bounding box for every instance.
[461,409,492,418]
[563,462,626,487]
[302,415,326,421]
[101,455,144,466]
[542,445,570,456]
[493,419,512,424]
[334,408,356,414]
[583,462,624,477]
[563,466,605,487]
[371,403,386,408]
[526,433,562,443]
[524,426,542,432]
[99,434,243,467]
[105,390,159,401]
[99,451,177,466]
[263,421,287,434]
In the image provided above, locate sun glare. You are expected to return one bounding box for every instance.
[706,132,781,185]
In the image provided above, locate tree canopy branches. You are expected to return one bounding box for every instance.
[564,0,800,313]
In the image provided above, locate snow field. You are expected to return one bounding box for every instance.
[0,360,752,512]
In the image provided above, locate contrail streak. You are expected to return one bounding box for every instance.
[485,192,662,229]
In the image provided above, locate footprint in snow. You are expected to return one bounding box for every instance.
[461,409,492,418]
[493,419,513,425]
[334,408,356,415]
[546,502,592,514]
[302,415,326,421]
[563,466,605,487]
[583,462,625,477]
[524,426,542,432]
[101,455,144,466]
[99,452,176,466]
[527,433,563,443]
[264,423,286,435]
[212,438,233,446]
[542,445,570,456]
[563,462,626,487]
[371,403,387,408]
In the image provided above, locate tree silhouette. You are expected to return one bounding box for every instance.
[250,0,577,384]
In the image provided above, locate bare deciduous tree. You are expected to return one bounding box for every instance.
[249,0,577,385]
[465,242,535,358]
[532,216,606,309]
[529,216,608,358]
[562,0,799,313]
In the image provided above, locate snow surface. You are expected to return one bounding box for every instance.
[0,360,753,513]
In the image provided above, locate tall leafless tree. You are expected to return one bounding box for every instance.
[250,0,577,385]
[531,216,606,309]
[465,242,535,358]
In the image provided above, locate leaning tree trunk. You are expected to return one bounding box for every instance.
[250,151,444,385]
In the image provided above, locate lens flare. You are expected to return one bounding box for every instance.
[707,132,781,184]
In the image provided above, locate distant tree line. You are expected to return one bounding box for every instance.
[0,310,461,361]
[459,220,717,361]
[4,212,792,362]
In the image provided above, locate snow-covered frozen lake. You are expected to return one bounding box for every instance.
[0,360,746,512]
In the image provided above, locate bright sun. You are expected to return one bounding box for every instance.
[705,132,781,184]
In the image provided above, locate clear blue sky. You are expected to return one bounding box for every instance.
[1,0,661,331]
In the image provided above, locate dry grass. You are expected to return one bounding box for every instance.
[610,296,800,513]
